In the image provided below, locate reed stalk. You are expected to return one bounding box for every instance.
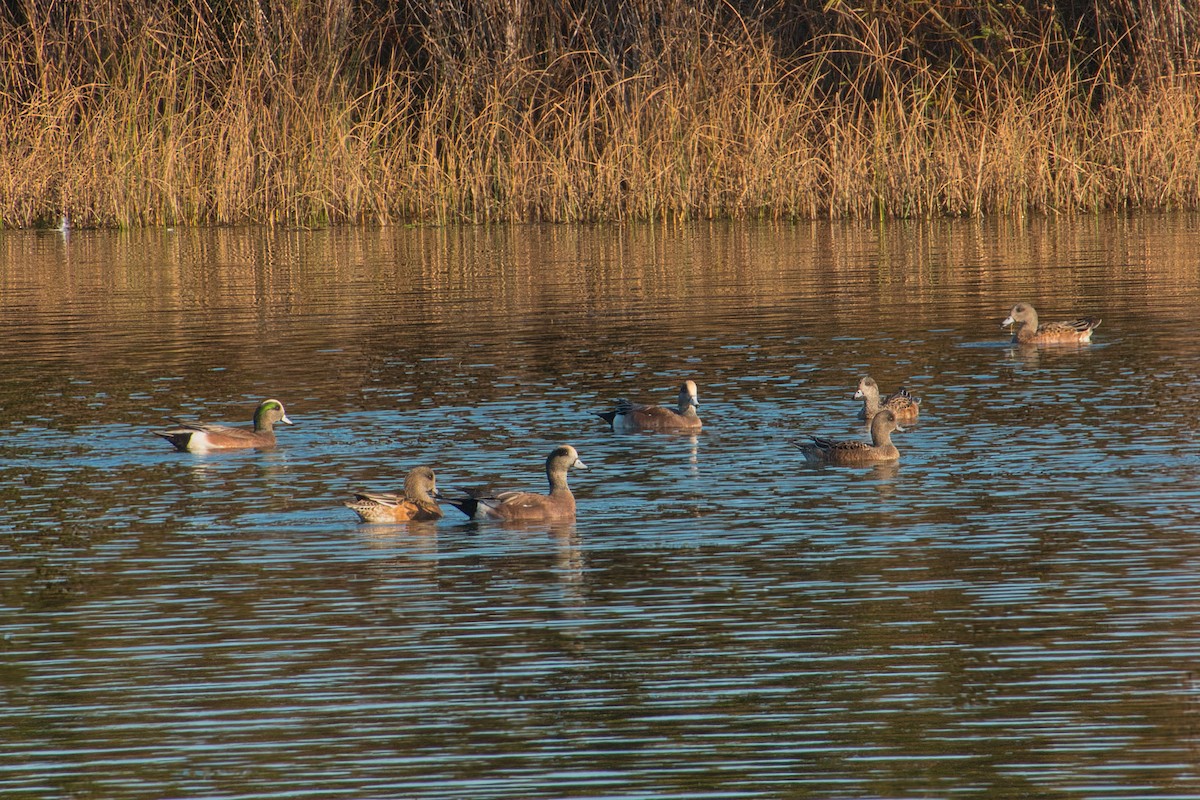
[0,0,1198,226]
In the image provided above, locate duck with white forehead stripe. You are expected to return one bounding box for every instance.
[596,380,702,433]
[155,399,293,452]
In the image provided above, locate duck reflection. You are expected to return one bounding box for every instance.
[548,522,584,592]
[490,520,585,589]
[1004,340,1101,369]
[355,520,441,583]
[867,459,901,498]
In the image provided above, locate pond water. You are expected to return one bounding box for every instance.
[1,216,1199,798]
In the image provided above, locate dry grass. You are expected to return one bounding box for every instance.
[1,0,1199,227]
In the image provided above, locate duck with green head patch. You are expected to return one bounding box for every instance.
[155,399,293,452]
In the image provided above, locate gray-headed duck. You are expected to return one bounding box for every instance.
[795,409,903,465]
[855,376,920,422]
[1003,303,1101,344]
[446,445,587,522]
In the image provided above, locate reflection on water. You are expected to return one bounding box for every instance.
[2,216,1200,798]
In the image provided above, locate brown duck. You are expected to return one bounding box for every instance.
[446,446,587,522]
[855,376,920,422]
[795,409,903,465]
[1003,303,1101,344]
[596,380,702,433]
[344,466,443,523]
[155,399,293,452]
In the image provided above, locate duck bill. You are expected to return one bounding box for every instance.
[1001,316,1015,327]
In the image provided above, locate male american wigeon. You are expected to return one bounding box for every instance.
[855,376,920,422]
[596,380,702,433]
[445,445,587,522]
[1002,303,1101,344]
[344,466,443,523]
[155,399,293,452]
[794,409,903,465]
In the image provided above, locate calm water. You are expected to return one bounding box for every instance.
[2,217,1200,799]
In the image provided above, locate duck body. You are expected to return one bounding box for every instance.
[446,445,586,522]
[597,380,702,433]
[795,409,903,465]
[156,399,293,452]
[855,376,920,422]
[345,466,443,523]
[1003,303,1101,344]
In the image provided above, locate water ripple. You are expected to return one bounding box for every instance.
[3,220,1200,798]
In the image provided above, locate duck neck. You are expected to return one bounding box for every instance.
[870,424,894,448]
[861,392,881,417]
[1014,311,1040,342]
[547,467,572,495]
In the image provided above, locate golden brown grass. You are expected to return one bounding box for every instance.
[1,0,1199,227]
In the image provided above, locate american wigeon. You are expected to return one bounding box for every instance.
[344,466,443,523]
[1002,303,1101,344]
[794,409,903,465]
[446,445,587,522]
[855,376,920,422]
[596,380,702,433]
[155,399,293,452]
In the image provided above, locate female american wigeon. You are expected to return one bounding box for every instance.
[794,409,903,465]
[155,399,293,452]
[855,376,920,422]
[446,445,587,522]
[1002,302,1101,344]
[344,466,443,523]
[596,380,702,433]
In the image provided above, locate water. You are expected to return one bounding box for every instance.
[2,217,1199,798]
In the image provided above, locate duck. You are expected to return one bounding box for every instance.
[155,399,293,452]
[794,409,903,465]
[344,466,443,523]
[855,376,920,422]
[445,445,587,522]
[596,380,702,433]
[1002,303,1101,344]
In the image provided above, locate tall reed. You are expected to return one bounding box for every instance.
[1,0,1198,226]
